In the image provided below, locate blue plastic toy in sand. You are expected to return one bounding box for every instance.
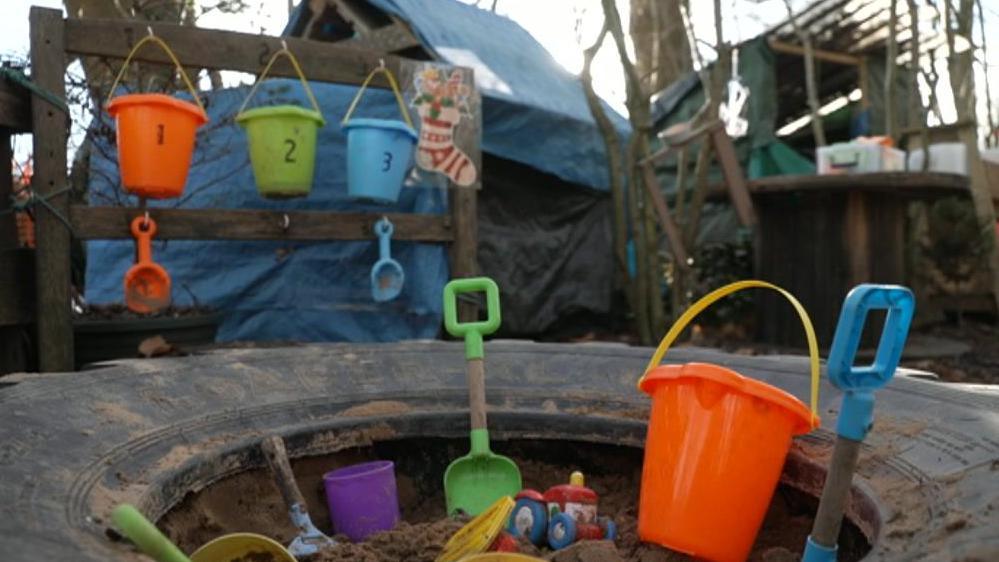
[803,284,914,562]
[341,67,417,203]
[371,218,405,302]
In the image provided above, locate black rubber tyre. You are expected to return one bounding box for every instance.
[0,341,996,561]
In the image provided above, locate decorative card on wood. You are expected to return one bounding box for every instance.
[409,64,480,189]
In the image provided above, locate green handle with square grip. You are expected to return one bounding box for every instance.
[443,277,501,360]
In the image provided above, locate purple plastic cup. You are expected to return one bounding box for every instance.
[323,460,400,541]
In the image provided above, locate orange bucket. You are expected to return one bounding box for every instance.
[637,281,821,562]
[105,35,208,199]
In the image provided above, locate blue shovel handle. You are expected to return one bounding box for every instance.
[803,285,915,562]
[827,284,915,441]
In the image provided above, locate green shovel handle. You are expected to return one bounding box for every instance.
[443,277,501,360]
[112,504,192,562]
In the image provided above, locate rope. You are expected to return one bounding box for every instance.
[238,46,324,119]
[1,186,77,238]
[105,34,205,114]
[342,65,414,129]
[0,67,69,113]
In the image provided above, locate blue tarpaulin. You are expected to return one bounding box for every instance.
[86,0,630,342]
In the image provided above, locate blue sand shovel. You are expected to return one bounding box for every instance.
[371,217,405,302]
[802,284,914,561]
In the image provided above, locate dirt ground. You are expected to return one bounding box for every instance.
[161,452,866,562]
[899,320,999,384]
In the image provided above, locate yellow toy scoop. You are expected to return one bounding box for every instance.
[436,495,515,562]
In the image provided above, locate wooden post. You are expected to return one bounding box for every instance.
[30,8,73,372]
[450,187,478,322]
[1,132,16,250]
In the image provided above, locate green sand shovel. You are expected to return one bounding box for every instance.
[443,277,522,516]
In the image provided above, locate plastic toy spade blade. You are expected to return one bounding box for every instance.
[371,259,405,302]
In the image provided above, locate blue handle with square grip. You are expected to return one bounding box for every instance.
[826,284,915,441]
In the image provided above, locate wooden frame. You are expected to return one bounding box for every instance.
[28,8,481,372]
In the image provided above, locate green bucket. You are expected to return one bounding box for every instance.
[237,46,326,199]
[237,105,325,198]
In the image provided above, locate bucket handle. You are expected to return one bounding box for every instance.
[105,34,206,114]
[238,46,323,118]
[341,65,415,130]
[639,280,821,428]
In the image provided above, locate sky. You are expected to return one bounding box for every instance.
[1,0,996,160]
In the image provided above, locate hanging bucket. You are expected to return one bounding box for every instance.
[105,35,208,199]
[236,47,325,198]
[637,280,821,562]
[341,66,417,203]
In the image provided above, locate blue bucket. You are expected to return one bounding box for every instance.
[343,117,418,203]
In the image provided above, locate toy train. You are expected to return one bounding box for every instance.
[505,471,616,550]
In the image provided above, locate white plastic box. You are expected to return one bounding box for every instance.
[907,143,968,175]
[816,142,906,175]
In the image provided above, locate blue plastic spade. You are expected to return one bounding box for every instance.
[370,217,405,302]
[803,284,915,562]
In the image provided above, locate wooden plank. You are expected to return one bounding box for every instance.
[63,14,418,89]
[844,191,870,286]
[449,186,478,322]
[641,160,690,268]
[0,249,34,326]
[749,172,973,197]
[711,127,757,228]
[0,78,32,133]
[70,206,453,241]
[30,7,73,372]
[768,38,862,66]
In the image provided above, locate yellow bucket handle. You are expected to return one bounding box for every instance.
[105,34,206,114]
[238,46,323,118]
[341,65,415,130]
[639,280,821,428]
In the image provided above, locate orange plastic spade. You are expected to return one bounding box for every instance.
[124,215,171,313]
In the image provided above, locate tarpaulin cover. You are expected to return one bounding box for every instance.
[287,0,632,192]
[85,81,450,342]
[86,0,633,342]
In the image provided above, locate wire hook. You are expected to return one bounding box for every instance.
[378,58,386,70]
[281,39,289,51]
[281,213,290,231]
[143,210,150,228]
[147,26,155,38]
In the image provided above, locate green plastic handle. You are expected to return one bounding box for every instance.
[443,277,501,360]
[112,504,192,562]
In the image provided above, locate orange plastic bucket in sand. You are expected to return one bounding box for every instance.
[637,280,821,562]
[105,35,208,199]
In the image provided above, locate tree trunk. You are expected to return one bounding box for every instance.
[630,0,691,93]
[580,24,635,334]
[947,0,999,317]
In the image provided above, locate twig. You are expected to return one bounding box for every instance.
[975,0,996,147]
[886,0,899,139]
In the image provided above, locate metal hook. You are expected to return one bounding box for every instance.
[281,39,288,51]
[147,26,155,38]
[143,210,150,228]
[378,58,386,70]
[281,213,290,231]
